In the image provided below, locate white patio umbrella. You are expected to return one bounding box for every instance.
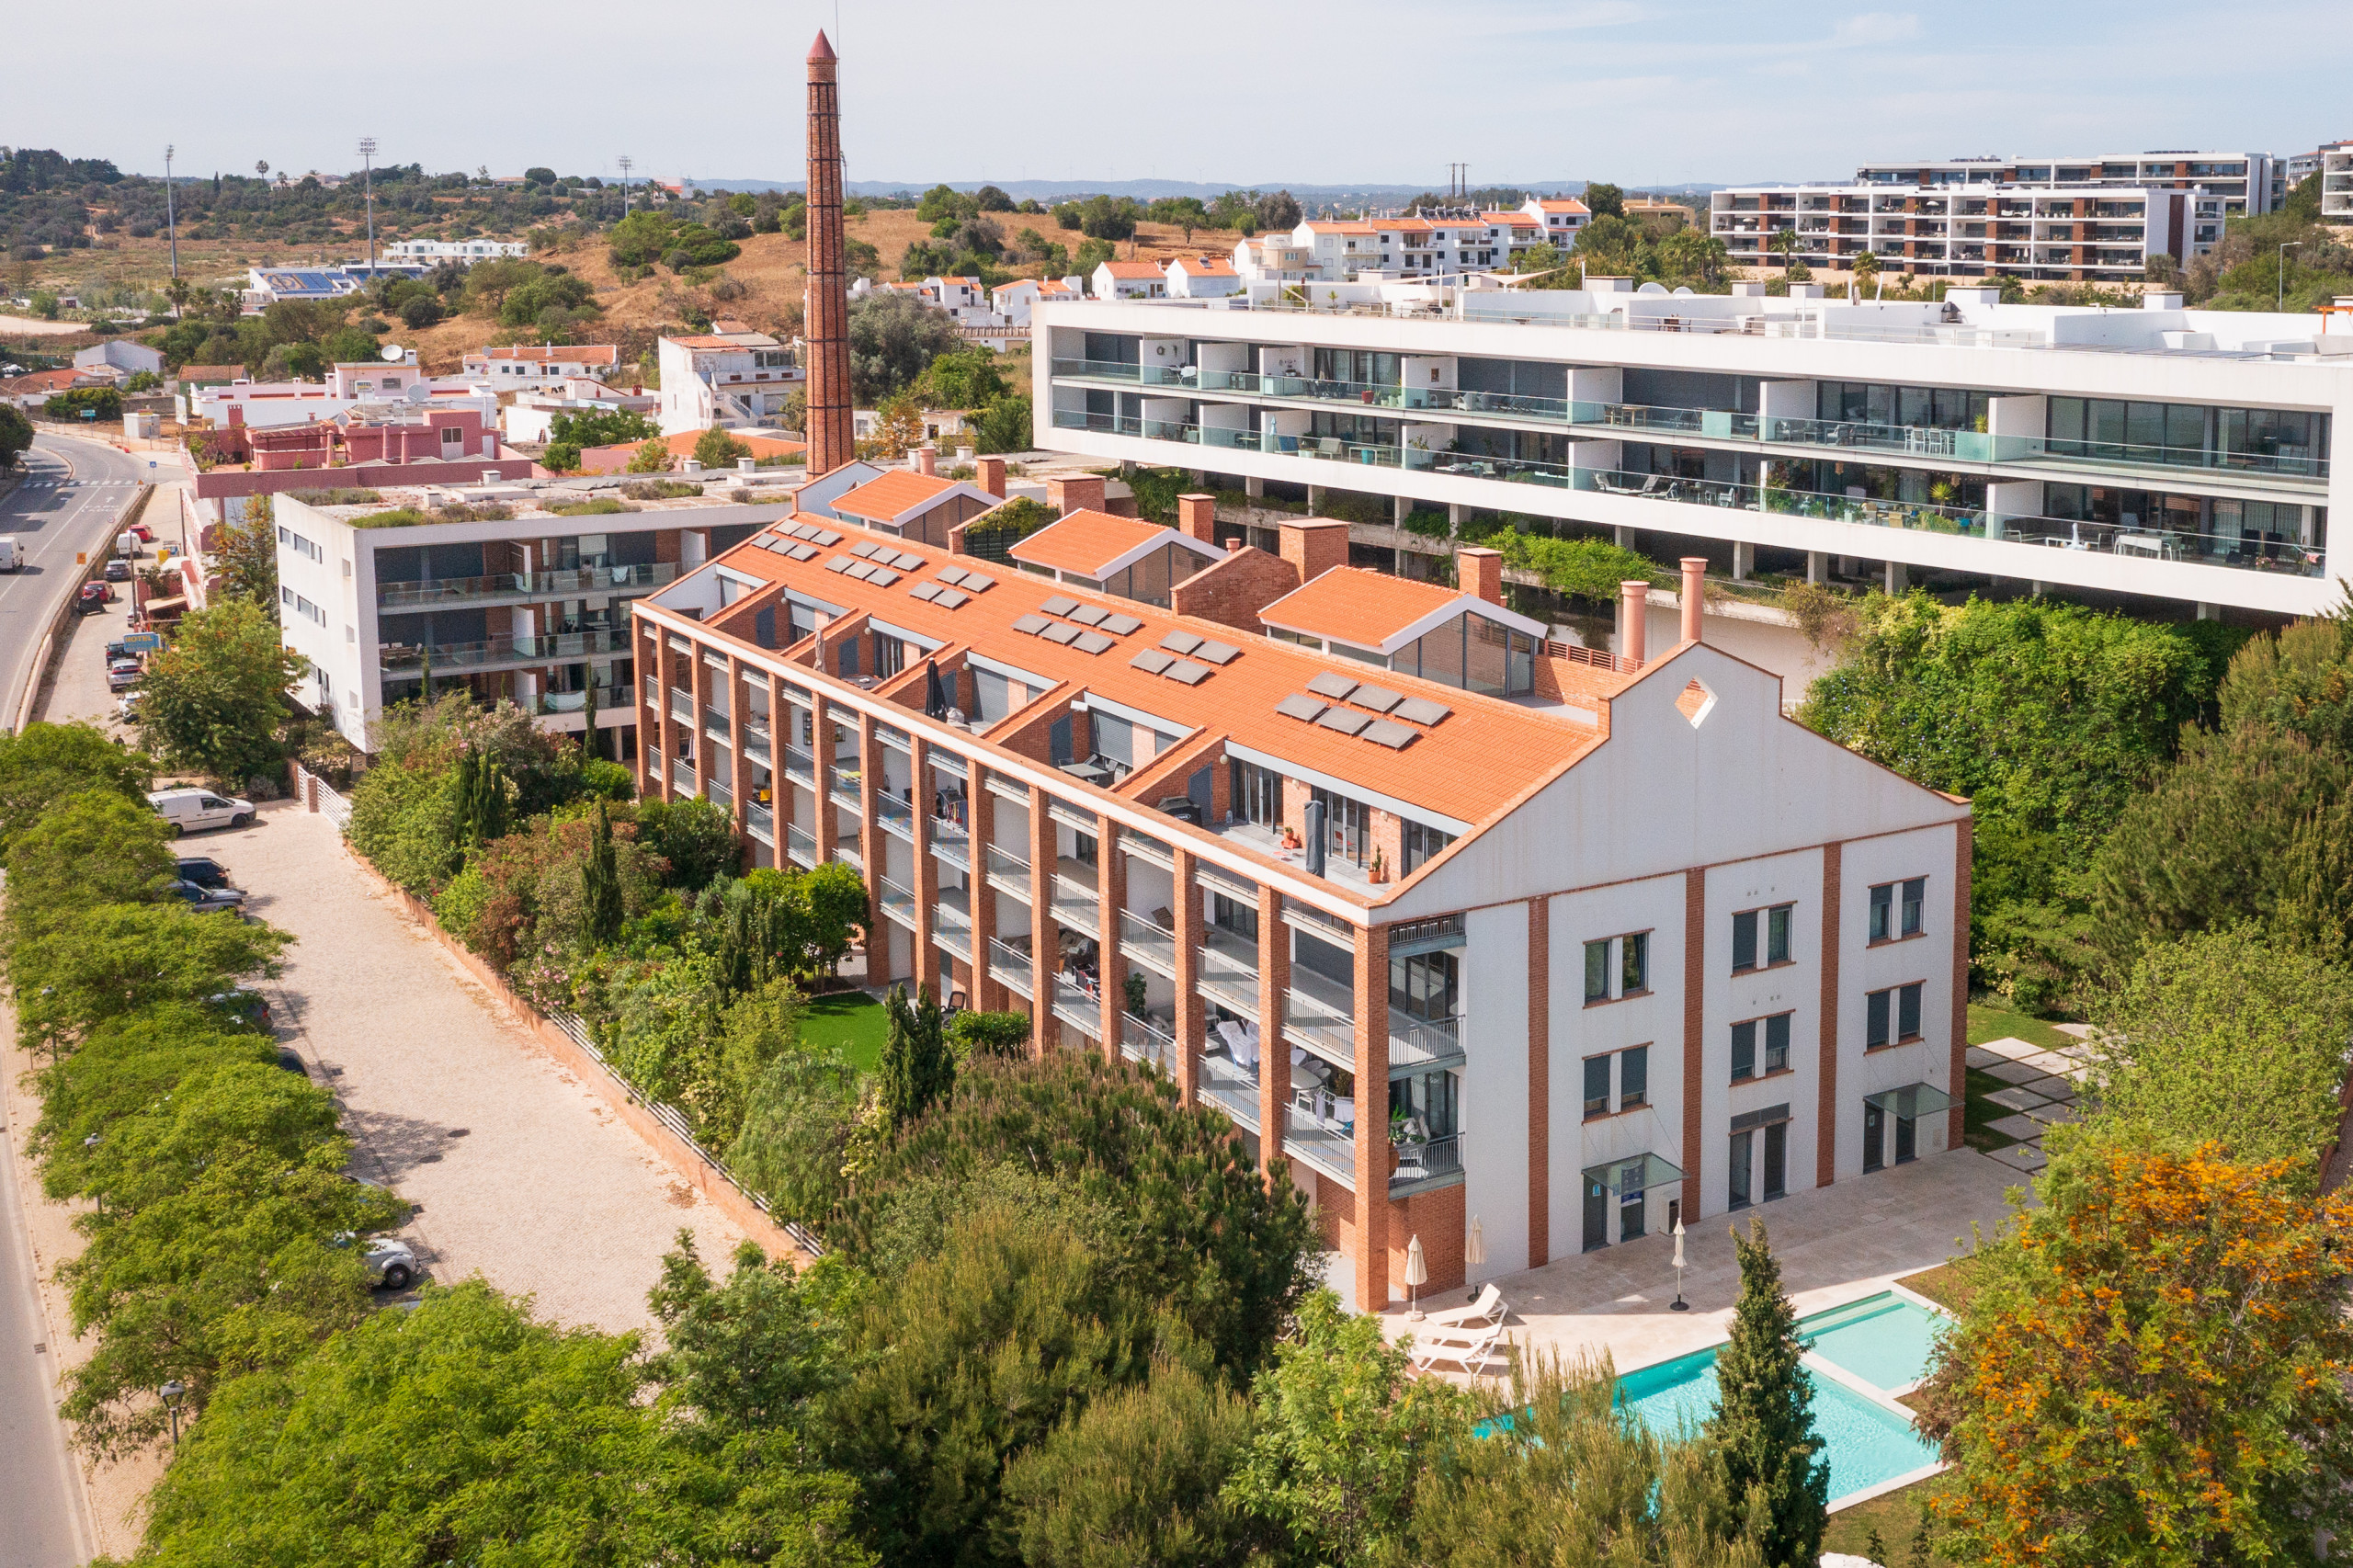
[1404,1233,1428,1320]
[1464,1215,1486,1304]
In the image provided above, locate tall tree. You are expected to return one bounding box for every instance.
[136,599,306,787]
[876,983,953,1131]
[1581,181,1626,219]
[582,801,623,947]
[1705,1221,1828,1567]
[211,494,278,614]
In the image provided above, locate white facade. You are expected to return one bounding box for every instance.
[2323,142,2353,226]
[1092,262,1167,300]
[1853,152,2274,255]
[379,238,530,262]
[655,330,804,436]
[187,353,497,431]
[74,340,165,377]
[1035,281,2353,619]
[1711,184,2188,278]
[1165,256,1243,298]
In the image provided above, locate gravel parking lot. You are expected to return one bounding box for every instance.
[198,801,747,1335]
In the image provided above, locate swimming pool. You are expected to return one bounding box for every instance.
[1802,1292,1946,1393]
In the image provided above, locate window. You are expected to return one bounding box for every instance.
[1620,931,1649,994]
[1768,904,1792,964]
[1584,939,1609,1004]
[1311,786,1370,868]
[1866,982,1926,1048]
[1582,1045,1649,1119]
[1733,1019,1756,1081]
[1729,1130,1754,1210]
[1584,932,1651,1003]
[1765,1012,1790,1073]
[1402,819,1454,874]
[1870,877,1927,941]
[1231,759,1282,828]
[1584,1054,1610,1118]
[1733,1013,1793,1080]
[1733,902,1795,971]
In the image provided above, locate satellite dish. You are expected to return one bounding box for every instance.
[380,343,404,362]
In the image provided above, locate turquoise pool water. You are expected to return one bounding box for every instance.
[1614,1346,1940,1503]
[1802,1292,1944,1392]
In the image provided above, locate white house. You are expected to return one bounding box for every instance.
[188,351,497,431]
[1091,260,1167,301]
[1166,256,1244,299]
[462,344,624,385]
[74,339,165,378]
[502,380,660,444]
[655,329,804,437]
[379,238,532,263]
[1234,233,1318,285]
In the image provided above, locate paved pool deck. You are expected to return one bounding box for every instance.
[1386,1145,2025,1386]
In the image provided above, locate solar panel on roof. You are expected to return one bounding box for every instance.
[1165,660,1212,686]
[1362,720,1418,750]
[908,582,943,602]
[1073,631,1114,655]
[754,533,779,547]
[1011,614,1051,634]
[788,543,819,562]
[934,588,969,608]
[1393,697,1452,726]
[935,565,970,586]
[960,572,995,592]
[1351,685,1404,713]
[843,562,876,581]
[1040,596,1078,617]
[1040,622,1081,645]
[1067,604,1108,627]
[1307,672,1359,700]
[1276,694,1326,722]
[1130,649,1175,674]
[867,568,900,586]
[1193,641,1240,665]
[824,556,854,572]
[784,523,813,539]
[1100,614,1143,636]
[1159,631,1203,654]
[811,528,842,545]
[848,540,880,559]
[892,551,925,570]
[1317,709,1372,736]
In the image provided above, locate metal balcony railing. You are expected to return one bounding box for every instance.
[929,815,970,870]
[1198,927,1261,1017]
[745,802,774,844]
[932,899,973,960]
[877,873,917,927]
[1282,1104,1357,1186]
[785,823,814,867]
[781,744,814,787]
[988,937,1034,997]
[985,843,1032,898]
[376,559,683,609]
[1051,972,1100,1040]
[1195,1050,1261,1130]
[1284,964,1357,1062]
[1119,909,1178,977]
[1121,1009,1176,1075]
[829,773,863,816]
[379,627,631,672]
[1051,874,1098,937]
[1391,1132,1462,1192]
[874,791,915,840]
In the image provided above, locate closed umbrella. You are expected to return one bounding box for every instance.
[1464,1215,1486,1304]
[1404,1233,1428,1321]
[923,658,950,720]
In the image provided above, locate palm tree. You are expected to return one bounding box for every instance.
[1851,249,1881,290]
[1768,227,1802,279]
[254,160,268,180]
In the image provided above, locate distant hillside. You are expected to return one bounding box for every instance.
[685,177,1762,203]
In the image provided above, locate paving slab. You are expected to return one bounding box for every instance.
[1984,1142,2050,1172]
[1984,1085,2052,1113]
[1974,1037,2047,1062]
[1982,1059,2053,1085]
[1963,1046,2005,1070]
[1985,1113,2047,1142]
[2022,1101,2077,1126]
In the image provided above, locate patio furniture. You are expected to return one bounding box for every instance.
[1421,1282,1506,1332]
[1409,1319,1505,1374]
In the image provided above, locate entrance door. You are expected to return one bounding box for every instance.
[1864,1102,1886,1173]
[1895,1111,1917,1165]
[1728,1131,1754,1210]
[1582,1176,1608,1252]
[1619,1180,1645,1242]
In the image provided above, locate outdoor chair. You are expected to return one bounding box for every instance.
[1422,1283,1507,1332]
[1409,1319,1505,1375]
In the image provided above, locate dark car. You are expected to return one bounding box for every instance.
[165,879,244,914]
[75,582,109,615]
[103,559,131,582]
[176,856,233,889]
[207,987,271,1031]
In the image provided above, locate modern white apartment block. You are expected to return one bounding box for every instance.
[271,480,785,753]
[378,238,532,263]
[1854,151,2277,244]
[1237,199,1592,289]
[1032,279,2349,621]
[2322,141,2353,225]
[655,328,804,435]
[1711,184,2194,280]
[463,344,624,384]
[629,501,1970,1311]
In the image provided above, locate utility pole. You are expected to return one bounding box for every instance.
[164,143,178,302]
[358,137,379,274]
[619,155,633,217]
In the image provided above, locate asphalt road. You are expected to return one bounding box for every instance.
[0,433,154,730]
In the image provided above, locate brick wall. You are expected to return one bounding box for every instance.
[1279,518,1350,584]
[1389,1181,1467,1297]
[1168,546,1301,637]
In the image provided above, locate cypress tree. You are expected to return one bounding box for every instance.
[580,677,600,762]
[582,801,623,946]
[1706,1220,1828,1566]
[877,983,953,1131]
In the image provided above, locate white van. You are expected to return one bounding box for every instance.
[0,537,21,572]
[116,531,139,560]
[148,787,254,835]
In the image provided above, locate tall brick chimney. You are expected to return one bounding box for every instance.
[976,456,1006,497]
[1176,493,1216,542]
[1279,517,1350,585]
[1047,474,1104,517]
[803,31,855,477]
[1679,556,1706,644]
[1459,545,1503,605]
[1620,580,1650,666]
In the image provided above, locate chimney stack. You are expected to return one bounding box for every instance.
[916,445,938,477]
[1047,474,1104,517]
[1459,545,1503,605]
[1176,493,1216,543]
[802,30,854,477]
[976,456,1006,497]
[1620,580,1650,667]
[1679,557,1706,644]
[1279,517,1350,585]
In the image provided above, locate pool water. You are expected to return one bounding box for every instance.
[1802,1292,1944,1392]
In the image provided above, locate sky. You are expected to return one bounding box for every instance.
[10,0,2352,192]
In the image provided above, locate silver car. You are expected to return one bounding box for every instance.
[335,1230,419,1291]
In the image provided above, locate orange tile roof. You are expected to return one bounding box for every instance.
[831,470,961,521]
[1303,221,1377,234]
[1097,261,1165,278]
[176,363,246,381]
[1008,508,1182,575]
[4,369,103,393]
[667,333,780,349]
[1259,566,1475,648]
[683,526,1620,833]
[1037,280,1080,295]
[1173,256,1239,276]
[1535,199,1591,214]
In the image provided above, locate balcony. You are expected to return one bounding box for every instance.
[1281,1103,1356,1187]
[667,687,693,724]
[745,802,774,845]
[988,936,1034,997]
[1391,1132,1462,1195]
[740,715,771,767]
[985,843,1032,902]
[933,890,973,960]
[929,814,970,871]
[1119,908,1178,978]
[786,822,814,867]
[829,770,864,817]
[530,684,632,718]
[1198,926,1261,1018]
[376,559,682,610]
[1120,1008,1176,1076]
[1050,864,1099,937]
[1284,964,1469,1075]
[379,627,631,674]
[781,744,814,788]
[670,758,698,794]
[874,790,915,842]
[1195,1048,1261,1131]
[1051,971,1101,1040]
[878,872,917,929]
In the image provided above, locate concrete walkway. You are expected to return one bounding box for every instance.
[1396,1146,2024,1384]
[194,802,748,1335]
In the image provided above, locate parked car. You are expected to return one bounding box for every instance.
[148,787,253,835]
[175,856,233,889]
[126,524,154,543]
[335,1232,418,1292]
[106,662,142,692]
[74,582,109,615]
[164,879,245,914]
[102,559,131,582]
[208,987,271,1030]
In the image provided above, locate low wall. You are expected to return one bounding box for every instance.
[293,762,814,1263]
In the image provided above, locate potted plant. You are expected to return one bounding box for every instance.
[1124,970,1148,1018]
[1281,824,1302,850]
[1369,846,1390,884]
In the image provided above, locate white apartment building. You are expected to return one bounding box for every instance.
[185,351,497,431]
[1854,152,2276,250]
[1033,278,2349,622]
[656,329,804,436]
[272,479,782,753]
[631,501,1971,1312]
[379,238,532,263]
[463,344,624,384]
[1270,200,1590,288]
[2321,142,2353,225]
[1710,184,2191,280]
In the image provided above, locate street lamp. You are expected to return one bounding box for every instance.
[160,1380,187,1445]
[2280,241,2304,311]
[358,137,379,276]
[1669,1218,1689,1312]
[164,144,178,298]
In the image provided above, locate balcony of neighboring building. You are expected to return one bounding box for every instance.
[376,559,683,610]
[378,627,632,677]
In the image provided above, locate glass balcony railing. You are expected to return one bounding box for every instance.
[379,628,631,672]
[989,937,1034,997]
[781,744,814,787]
[701,705,729,737]
[705,776,731,808]
[874,791,915,839]
[829,772,864,816]
[1284,964,1358,1062]
[1051,873,1098,938]
[1281,1104,1356,1185]
[1120,1009,1176,1076]
[985,843,1032,897]
[933,896,973,960]
[929,815,970,871]
[834,837,861,873]
[1119,909,1179,977]
[878,873,917,927]
[1195,1050,1260,1131]
[1198,927,1261,1018]
[786,823,814,867]
[1051,972,1100,1040]
[745,802,774,844]
[670,758,697,793]
[667,688,693,723]
[531,684,631,717]
[376,559,682,609]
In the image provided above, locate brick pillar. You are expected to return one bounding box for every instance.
[687,639,710,799]
[726,655,749,851]
[303,771,319,812]
[968,757,1000,1012]
[1351,921,1392,1313]
[1947,822,1970,1154]
[813,692,839,879]
[1256,888,1291,1175]
[1028,784,1056,1055]
[976,456,1006,498]
[858,714,889,986]
[1177,493,1216,543]
[1819,841,1843,1187]
[911,737,940,1003]
[767,671,790,852]
[1097,812,1124,1062]
[1527,896,1550,1269]
[1171,848,1204,1108]
[648,629,673,800]
[1681,867,1705,1223]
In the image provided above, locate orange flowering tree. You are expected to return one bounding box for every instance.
[1914,1137,2353,1564]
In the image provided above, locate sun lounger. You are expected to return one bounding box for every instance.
[1409,1320,1505,1374]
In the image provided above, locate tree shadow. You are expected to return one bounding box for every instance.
[341,1104,460,1185]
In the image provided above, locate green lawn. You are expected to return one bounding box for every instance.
[803,991,888,1075]
[1965,995,2074,1051]
[1824,1471,1955,1563]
